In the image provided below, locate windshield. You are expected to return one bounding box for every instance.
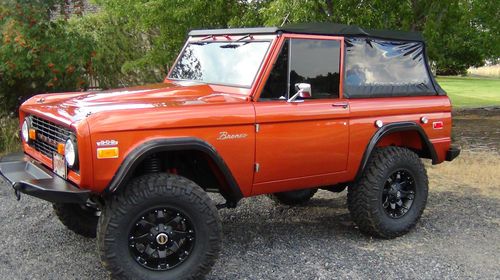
[169,41,271,88]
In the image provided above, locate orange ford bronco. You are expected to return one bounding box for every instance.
[0,23,460,279]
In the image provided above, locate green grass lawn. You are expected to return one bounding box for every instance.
[437,76,500,108]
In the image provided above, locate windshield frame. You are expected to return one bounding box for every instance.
[167,38,273,89]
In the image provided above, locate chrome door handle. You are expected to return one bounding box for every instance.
[332,102,348,109]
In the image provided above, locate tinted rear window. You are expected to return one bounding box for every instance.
[344,38,436,98]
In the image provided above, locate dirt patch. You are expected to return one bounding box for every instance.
[428,150,500,198]
[428,107,500,198]
[452,107,500,153]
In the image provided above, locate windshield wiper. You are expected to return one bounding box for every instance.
[190,41,211,46]
[219,42,249,49]
[220,34,254,48]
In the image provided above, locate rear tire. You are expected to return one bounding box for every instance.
[347,147,428,239]
[53,202,100,238]
[268,189,317,206]
[97,173,222,280]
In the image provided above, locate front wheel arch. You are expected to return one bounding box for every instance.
[104,137,243,204]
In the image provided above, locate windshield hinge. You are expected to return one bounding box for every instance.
[236,34,254,41]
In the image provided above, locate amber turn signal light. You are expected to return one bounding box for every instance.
[97,147,119,159]
[57,143,65,155]
[28,129,36,140]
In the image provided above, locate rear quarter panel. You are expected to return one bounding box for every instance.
[345,96,452,180]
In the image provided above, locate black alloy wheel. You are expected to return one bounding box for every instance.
[382,169,416,219]
[129,207,196,271]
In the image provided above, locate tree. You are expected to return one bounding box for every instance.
[68,11,160,89]
[91,0,248,81]
[0,0,93,111]
[257,0,498,75]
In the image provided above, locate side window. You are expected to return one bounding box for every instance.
[260,40,289,100]
[289,39,341,99]
[260,38,341,100]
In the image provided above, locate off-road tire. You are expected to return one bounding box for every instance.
[268,189,318,206]
[347,147,428,239]
[97,173,222,280]
[53,202,100,238]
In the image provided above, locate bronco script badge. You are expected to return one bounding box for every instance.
[217,131,248,140]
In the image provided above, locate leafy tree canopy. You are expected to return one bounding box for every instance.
[0,0,93,110]
[89,0,498,76]
[257,0,499,75]
[1,0,498,112]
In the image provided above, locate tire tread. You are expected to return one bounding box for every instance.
[97,173,221,280]
[347,147,428,239]
[53,203,98,238]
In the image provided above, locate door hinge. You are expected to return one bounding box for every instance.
[255,163,260,172]
[255,123,260,133]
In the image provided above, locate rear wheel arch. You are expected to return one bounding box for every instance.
[355,121,437,181]
[105,137,243,204]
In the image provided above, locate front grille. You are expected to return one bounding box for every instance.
[30,115,72,158]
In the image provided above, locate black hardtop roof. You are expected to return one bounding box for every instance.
[189,23,424,42]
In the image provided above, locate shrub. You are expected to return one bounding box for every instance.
[0,115,20,155]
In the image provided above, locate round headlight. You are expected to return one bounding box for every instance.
[21,119,29,143]
[65,138,77,168]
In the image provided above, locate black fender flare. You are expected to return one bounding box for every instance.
[105,137,243,203]
[355,121,438,181]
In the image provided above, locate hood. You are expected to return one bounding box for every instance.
[21,82,250,125]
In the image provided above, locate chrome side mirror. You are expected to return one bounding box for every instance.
[287,83,312,103]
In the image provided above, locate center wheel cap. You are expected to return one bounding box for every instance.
[156,233,169,245]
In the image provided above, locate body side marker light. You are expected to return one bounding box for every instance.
[97,147,119,159]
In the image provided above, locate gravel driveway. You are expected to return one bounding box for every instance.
[0,180,498,280]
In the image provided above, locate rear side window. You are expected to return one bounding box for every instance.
[260,38,341,100]
[344,38,435,98]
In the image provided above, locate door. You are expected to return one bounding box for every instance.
[253,37,349,193]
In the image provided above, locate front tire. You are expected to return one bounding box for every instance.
[97,174,222,280]
[347,147,428,239]
[53,202,100,238]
